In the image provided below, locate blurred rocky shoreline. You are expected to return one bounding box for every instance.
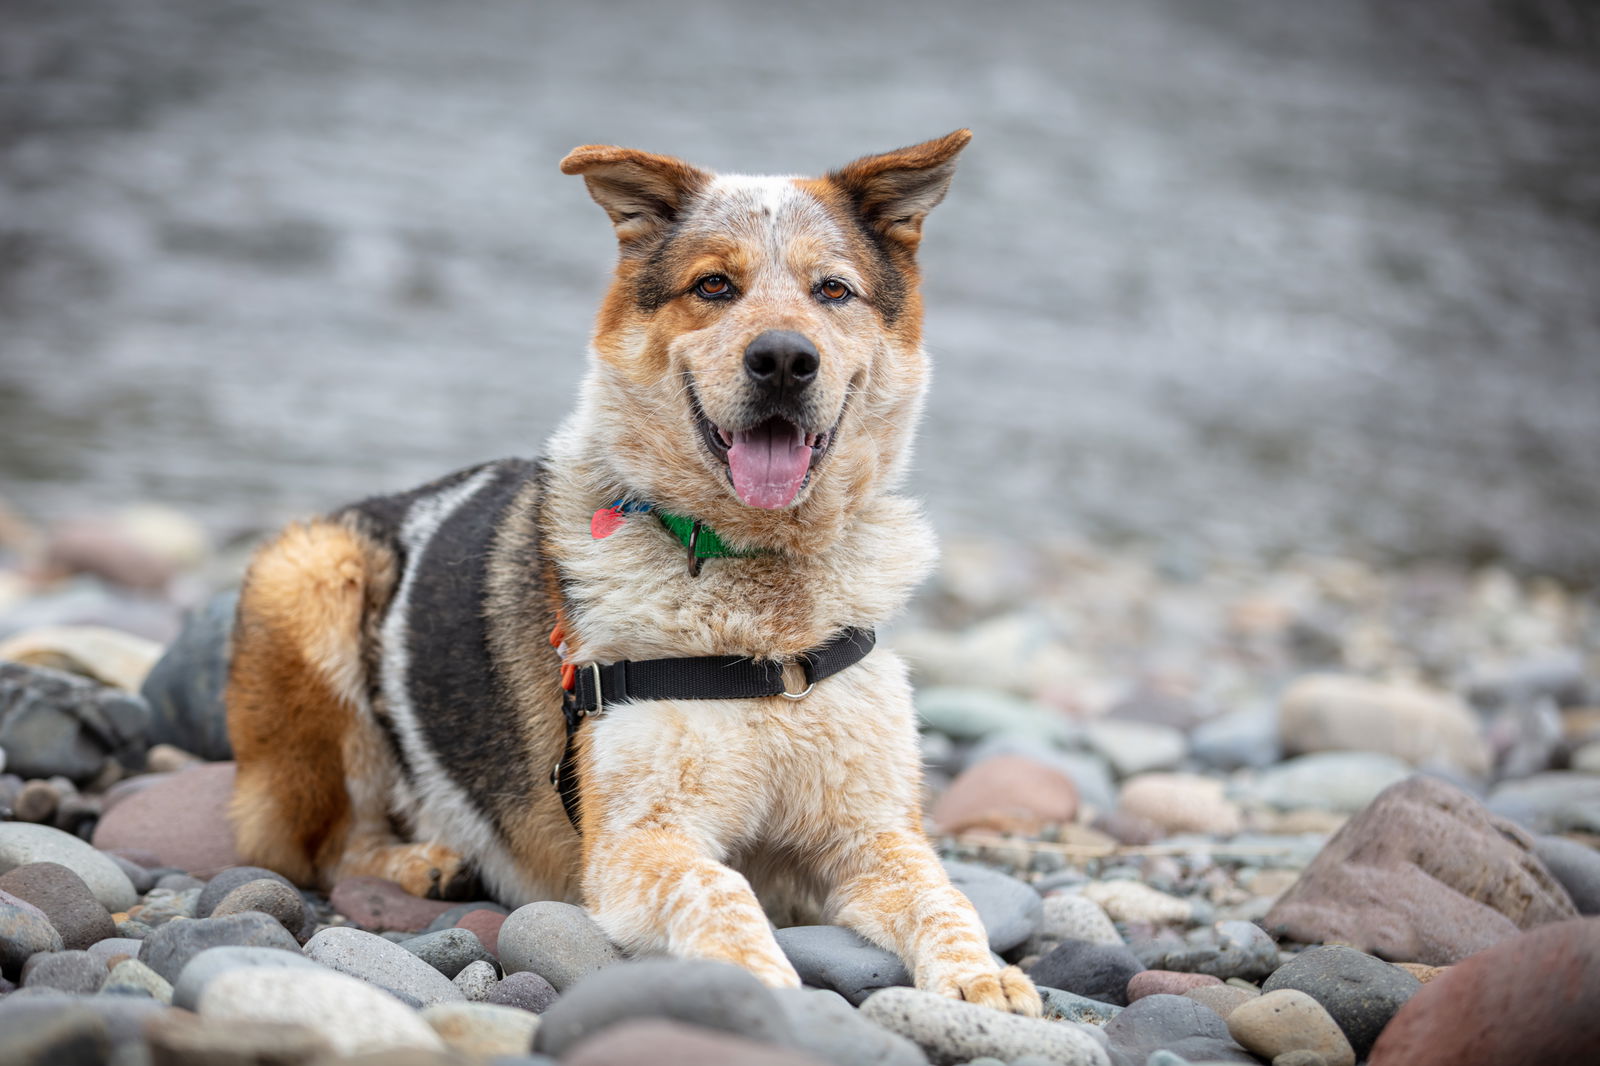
[0,499,1596,1063]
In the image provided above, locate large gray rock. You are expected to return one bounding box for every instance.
[943,860,1042,953]
[197,967,447,1056]
[138,589,237,761]
[1027,938,1145,1006]
[20,949,107,994]
[138,911,301,983]
[303,925,464,1007]
[498,900,624,991]
[0,823,138,911]
[775,925,909,1005]
[0,661,151,784]
[171,944,325,1010]
[1101,993,1257,1064]
[0,901,65,980]
[771,987,928,1066]
[534,958,793,1057]
[1262,944,1421,1056]
[859,986,1108,1066]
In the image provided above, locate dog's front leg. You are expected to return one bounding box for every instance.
[584,827,802,988]
[830,828,1042,1015]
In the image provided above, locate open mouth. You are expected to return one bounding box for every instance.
[695,399,837,510]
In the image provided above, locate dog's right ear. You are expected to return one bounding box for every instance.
[560,146,711,247]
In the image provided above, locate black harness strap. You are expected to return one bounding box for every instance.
[552,627,876,831]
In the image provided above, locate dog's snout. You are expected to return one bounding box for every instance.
[743,330,819,395]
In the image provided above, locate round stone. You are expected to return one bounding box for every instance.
[860,985,1108,1066]
[198,967,447,1056]
[209,879,310,940]
[399,926,495,979]
[137,911,301,983]
[20,949,108,994]
[0,862,116,951]
[498,900,624,992]
[170,944,326,1010]
[303,926,464,1008]
[1261,945,1420,1056]
[1038,894,1122,947]
[0,823,138,911]
[0,900,65,979]
[1227,989,1355,1066]
[1027,938,1145,1006]
[452,959,499,1002]
[423,1001,540,1057]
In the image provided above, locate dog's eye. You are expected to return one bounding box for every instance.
[817,278,853,303]
[694,275,733,300]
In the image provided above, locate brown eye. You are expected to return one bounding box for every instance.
[694,275,732,299]
[817,278,852,302]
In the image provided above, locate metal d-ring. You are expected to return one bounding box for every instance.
[780,681,815,701]
[686,521,705,578]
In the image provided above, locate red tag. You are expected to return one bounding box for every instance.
[591,505,626,539]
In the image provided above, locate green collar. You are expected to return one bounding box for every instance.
[654,510,763,559]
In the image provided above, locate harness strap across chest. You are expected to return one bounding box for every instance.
[550,627,876,832]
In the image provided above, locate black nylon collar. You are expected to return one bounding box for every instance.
[553,627,876,831]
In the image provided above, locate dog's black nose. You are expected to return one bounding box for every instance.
[743,330,819,395]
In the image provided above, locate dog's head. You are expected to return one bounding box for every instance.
[561,131,969,551]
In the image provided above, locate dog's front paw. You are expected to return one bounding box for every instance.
[930,964,1042,1016]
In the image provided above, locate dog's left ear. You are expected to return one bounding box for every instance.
[827,129,972,249]
[560,145,711,247]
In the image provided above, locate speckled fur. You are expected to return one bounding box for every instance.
[225,131,1039,1014]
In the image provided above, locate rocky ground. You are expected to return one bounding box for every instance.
[0,506,1598,1065]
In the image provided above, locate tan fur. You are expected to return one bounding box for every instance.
[227,132,1040,1014]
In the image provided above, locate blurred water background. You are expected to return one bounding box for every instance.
[2,0,1597,581]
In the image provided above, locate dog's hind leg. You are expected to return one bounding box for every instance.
[227,519,375,888]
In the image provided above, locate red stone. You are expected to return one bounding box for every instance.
[91,763,240,878]
[931,754,1078,835]
[456,908,506,957]
[1127,969,1224,1001]
[328,876,455,933]
[1368,917,1600,1066]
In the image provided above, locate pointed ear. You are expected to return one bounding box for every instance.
[559,145,712,246]
[827,129,972,248]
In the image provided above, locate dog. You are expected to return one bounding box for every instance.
[225,130,1041,1013]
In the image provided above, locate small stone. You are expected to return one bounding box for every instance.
[198,967,447,1055]
[1083,719,1187,777]
[913,687,1076,744]
[1080,880,1192,925]
[145,744,201,774]
[401,926,495,979]
[1102,993,1256,1064]
[154,873,205,893]
[130,886,201,927]
[1191,705,1282,771]
[775,925,909,1005]
[329,875,457,933]
[1038,894,1122,947]
[943,860,1042,952]
[932,754,1078,835]
[103,854,154,895]
[453,958,498,1002]
[1228,989,1355,1066]
[498,900,624,992]
[143,1009,332,1066]
[210,879,311,940]
[1279,675,1489,776]
[1392,962,1446,984]
[535,958,793,1056]
[1184,983,1259,1019]
[1128,970,1224,1001]
[563,1018,832,1066]
[20,949,107,993]
[196,866,300,918]
[90,762,240,878]
[303,926,464,1007]
[0,862,116,951]
[1488,772,1600,835]
[98,958,172,1002]
[84,937,143,967]
[0,900,65,979]
[1262,945,1422,1056]
[455,907,506,956]
[860,985,1109,1065]
[1118,773,1242,836]
[170,943,325,1010]
[1155,920,1280,981]
[1264,775,1578,964]
[13,781,60,824]
[0,822,138,911]
[424,1001,541,1057]
[1038,986,1123,1024]
[487,969,558,1013]
[1367,916,1600,1065]
[771,986,928,1066]
[1027,938,1145,1006]
[138,911,301,983]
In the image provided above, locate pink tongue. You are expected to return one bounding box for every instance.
[728,419,812,509]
